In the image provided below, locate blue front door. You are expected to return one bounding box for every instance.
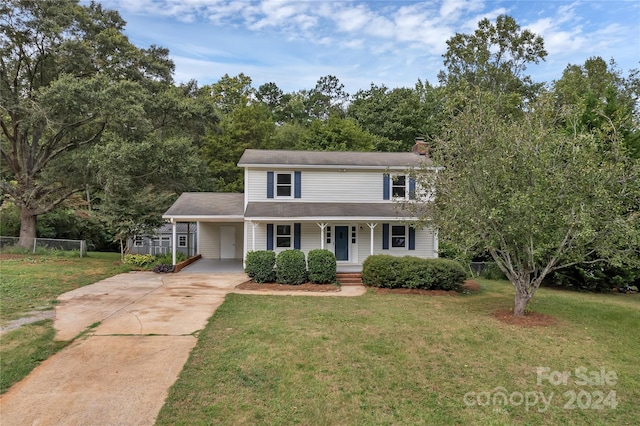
[335,226,349,261]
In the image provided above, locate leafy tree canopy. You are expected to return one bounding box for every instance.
[412,91,640,315]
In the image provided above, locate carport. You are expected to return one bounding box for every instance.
[163,193,245,267]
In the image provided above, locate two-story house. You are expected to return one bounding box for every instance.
[162,143,438,271]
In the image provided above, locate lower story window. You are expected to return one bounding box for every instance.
[178,235,187,247]
[391,225,406,248]
[277,224,291,248]
[134,236,143,247]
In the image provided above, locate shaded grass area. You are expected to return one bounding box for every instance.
[0,252,128,323]
[0,320,68,394]
[158,280,639,425]
[0,252,128,394]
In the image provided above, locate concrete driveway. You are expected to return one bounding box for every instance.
[0,272,248,426]
[0,271,366,425]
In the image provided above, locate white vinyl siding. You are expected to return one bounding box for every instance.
[199,222,244,259]
[247,168,394,202]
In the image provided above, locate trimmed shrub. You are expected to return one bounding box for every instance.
[427,258,467,291]
[362,255,403,288]
[362,255,466,291]
[245,250,276,283]
[276,250,307,285]
[400,256,434,289]
[308,249,337,284]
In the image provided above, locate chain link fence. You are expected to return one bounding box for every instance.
[0,236,87,257]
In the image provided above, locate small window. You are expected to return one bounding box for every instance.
[178,235,187,247]
[391,226,406,248]
[276,173,292,197]
[276,224,291,248]
[392,175,406,198]
[161,236,170,246]
[326,226,331,244]
[351,226,356,244]
[134,236,143,247]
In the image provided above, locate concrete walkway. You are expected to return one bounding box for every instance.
[0,272,366,426]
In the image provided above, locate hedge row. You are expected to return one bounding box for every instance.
[362,255,466,291]
[245,249,337,285]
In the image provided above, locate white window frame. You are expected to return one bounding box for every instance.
[275,172,294,198]
[161,236,170,246]
[134,236,144,247]
[178,235,187,247]
[276,223,292,248]
[391,174,409,199]
[391,225,407,248]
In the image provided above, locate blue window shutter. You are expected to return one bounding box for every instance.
[383,174,390,200]
[382,224,389,250]
[409,227,416,250]
[294,223,301,249]
[294,171,301,198]
[409,178,416,200]
[267,172,274,198]
[266,224,274,250]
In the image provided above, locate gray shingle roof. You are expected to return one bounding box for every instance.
[237,149,431,168]
[163,193,244,217]
[244,202,415,219]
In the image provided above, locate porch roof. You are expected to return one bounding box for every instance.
[244,202,416,221]
[163,192,244,220]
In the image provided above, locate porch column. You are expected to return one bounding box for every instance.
[252,222,258,251]
[317,223,327,249]
[171,219,177,266]
[367,223,377,256]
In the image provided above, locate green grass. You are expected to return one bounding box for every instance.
[157,280,639,425]
[0,251,129,323]
[0,252,129,394]
[0,320,68,394]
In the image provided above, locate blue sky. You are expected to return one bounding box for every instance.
[96,0,640,93]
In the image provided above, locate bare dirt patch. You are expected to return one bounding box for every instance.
[491,309,557,327]
[371,280,481,296]
[236,281,340,292]
[0,254,25,260]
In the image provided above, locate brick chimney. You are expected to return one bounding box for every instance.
[411,137,429,157]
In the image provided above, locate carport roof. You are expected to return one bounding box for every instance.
[244,202,416,221]
[163,193,244,218]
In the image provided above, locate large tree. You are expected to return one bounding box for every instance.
[411,92,640,316]
[438,14,547,111]
[0,0,173,246]
[554,57,640,158]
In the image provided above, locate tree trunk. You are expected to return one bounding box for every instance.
[513,291,530,316]
[18,207,37,248]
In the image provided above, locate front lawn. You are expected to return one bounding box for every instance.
[0,252,129,394]
[157,280,639,425]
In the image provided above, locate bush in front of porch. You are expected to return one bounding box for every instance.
[245,251,276,283]
[276,250,307,285]
[307,249,337,284]
[362,255,466,291]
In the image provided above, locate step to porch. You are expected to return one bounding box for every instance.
[336,272,363,286]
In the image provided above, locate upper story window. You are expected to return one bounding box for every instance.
[276,173,293,197]
[392,175,407,198]
[384,173,415,201]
